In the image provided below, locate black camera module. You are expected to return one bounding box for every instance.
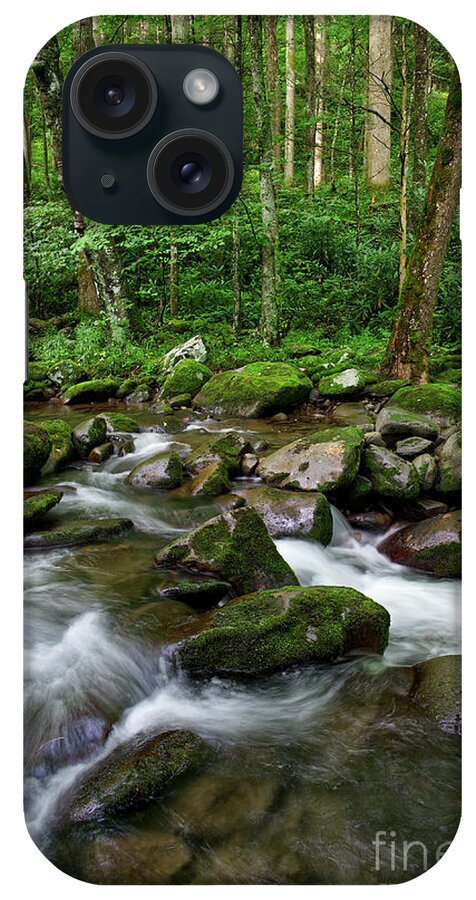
[70,51,158,139]
[147,129,234,216]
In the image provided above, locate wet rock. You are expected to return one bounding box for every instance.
[395,436,434,458]
[193,362,312,418]
[411,655,461,735]
[436,431,462,493]
[109,432,135,456]
[347,510,393,530]
[160,358,213,399]
[364,445,419,500]
[161,335,207,375]
[66,729,211,823]
[270,411,288,422]
[40,420,74,474]
[24,518,133,550]
[319,368,371,397]
[48,359,88,389]
[376,406,439,441]
[24,422,52,484]
[214,493,246,513]
[331,402,375,431]
[25,715,110,778]
[75,830,192,885]
[155,506,298,596]
[410,498,449,519]
[169,393,192,408]
[103,413,140,433]
[239,485,333,544]
[125,385,151,404]
[62,378,119,404]
[72,416,107,458]
[88,442,114,464]
[175,585,390,676]
[390,384,461,429]
[187,431,252,475]
[413,453,437,491]
[126,450,184,489]
[345,474,372,505]
[185,460,230,497]
[366,379,411,398]
[24,488,63,525]
[160,580,232,608]
[257,426,363,493]
[241,453,259,476]
[364,431,386,447]
[378,511,461,577]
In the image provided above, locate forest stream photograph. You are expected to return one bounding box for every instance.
[23,14,461,885]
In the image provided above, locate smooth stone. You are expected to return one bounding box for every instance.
[378,511,461,577]
[376,406,439,441]
[411,655,461,735]
[24,518,133,550]
[72,416,107,458]
[364,445,420,500]
[436,431,462,493]
[126,451,184,489]
[395,436,434,458]
[88,442,114,464]
[241,453,259,476]
[160,580,232,608]
[257,426,363,493]
[238,485,333,544]
[413,453,437,491]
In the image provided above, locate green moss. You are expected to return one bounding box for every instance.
[27,362,49,382]
[72,416,107,458]
[366,379,411,398]
[24,488,63,525]
[103,413,140,433]
[40,419,74,473]
[194,362,312,418]
[62,378,120,404]
[166,451,186,487]
[24,422,52,484]
[319,367,371,397]
[391,384,461,423]
[161,359,213,399]
[24,517,133,549]
[365,445,420,499]
[176,585,390,676]
[310,492,333,544]
[345,474,372,504]
[189,460,230,497]
[116,378,138,399]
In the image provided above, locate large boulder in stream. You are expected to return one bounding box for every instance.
[183,431,253,497]
[410,655,461,735]
[193,362,312,418]
[66,729,211,824]
[62,378,120,404]
[72,416,107,458]
[378,511,461,577]
[389,384,461,429]
[40,420,74,474]
[160,358,213,399]
[127,450,185,489]
[257,426,363,493]
[239,486,333,544]
[24,422,52,484]
[24,518,133,550]
[364,445,420,500]
[155,506,298,596]
[175,585,390,676]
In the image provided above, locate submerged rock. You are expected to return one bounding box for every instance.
[160,580,232,608]
[390,384,461,428]
[239,486,333,544]
[436,431,462,493]
[364,445,419,500]
[319,368,371,397]
[175,585,390,676]
[411,655,461,735]
[155,507,298,596]
[24,422,52,484]
[160,358,213,399]
[24,518,133,549]
[40,419,74,474]
[257,426,363,493]
[62,378,119,404]
[193,362,312,418]
[24,488,63,525]
[72,416,107,458]
[126,451,184,489]
[378,511,461,577]
[66,729,211,823]
[331,402,375,431]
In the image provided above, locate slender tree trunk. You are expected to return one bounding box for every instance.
[313,16,325,189]
[31,38,63,181]
[411,23,429,231]
[169,232,179,317]
[226,16,243,334]
[72,18,94,58]
[92,16,106,47]
[171,16,192,43]
[264,16,281,174]
[367,16,393,191]
[248,15,280,345]
[350,24,361,246]
[380,68,461,382]
[398,23,411,292]
[303,16,317,196]
[39,101,50,191]
[87,246,129,343]
[284,16,295,186]
[329,69,347,192]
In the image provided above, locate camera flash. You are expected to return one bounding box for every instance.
[183,68,219,105]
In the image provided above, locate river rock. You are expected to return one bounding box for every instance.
[193,362,312,418]
[364,431,386,447]
[40,420,74,474]
[103,413,140,433]
[24,422,52,484]
[436,431,462,493]
[125,385,151,404]
[390,384,461,429]
[376,406,439,441]
[66,729,211,823]
[257,426,363,493]
[366,379,411,398]
[378,511,461,577]
[169,393,192,408]
[72,416,107,458]
[155,507,298,596]
[116,377,138,399]
[319,368,371,397]
[24,488,63,525]
[159,358,213,399]
[241,453,259,476]
[175,585,390,676]
[239,486,333,544]
[411,655,461,734]
[187,431,252,476]
[109,432,135,456]
[331,402,374,431]
[347,510,393,530]
[62,378,119,404]
[160,580,232,608]
[24,518,133,549]
[410,498,449,519]
[126,450,184,489]
[413,453,437,491]
[88,442,114,464]
[395,436,434,458]
[48,359,88,389]
[161,335,207,374]
[364,445,420,499]
[182,460,229,497]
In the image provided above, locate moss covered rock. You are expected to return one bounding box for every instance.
[24,488,63,525]
[155,507,298,596]
[319,367,371,397]
[187,431,252,475]
[376,406,439,441]
[116,378,138,399]
[366,379,411,398]
[160,358,213,399]
[378,511,461,577]
[257,426,363,493]
[394,436,434,458]
[160,580,232,608]
[411,655,461,735]
[161,335,207,374]
[40,419,74,474]
[240,486,333,544]
[72,416,107,458]
[364,445,419,500]
[194,362,312,418]
[185,460,230,497]
[413,453,437,491]
[436,431,462,493]
[66,730,211,824]
[296,354,322,381]
[24,422,52,484]
[62,378,120,404]
[175,585,390,676]
[24,517,133,550]
[125,384,150,403]
[88,442,114,464]
[127,450,184,489]
[48,359,88,389]
[390,384,461,428]
[103,413,140,434]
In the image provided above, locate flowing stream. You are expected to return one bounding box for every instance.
[24,403,461,885]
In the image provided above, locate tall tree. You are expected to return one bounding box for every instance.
[264,16,282,174]
[248,15,280,345]
[411,23,429,228]
[303,16,318,196]
[171,16,192,43]
[226,16,243,334]
[72,18,94,58]
[313,16,325,188]
[31,37,63,181]
[284,16,295,186]
[366,16,393,191]
[398,21,412,291]
[380,67,461,381]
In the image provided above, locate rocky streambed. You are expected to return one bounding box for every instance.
[23,359,461,884]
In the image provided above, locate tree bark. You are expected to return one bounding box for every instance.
[248,15,280,345]
[398,22,412,292]
[367,16,393,191]
[169,232,179,317]
[264,16,281,174]
[303,16,317,196]
[226,16,243,334]
[411,23,429,231]
[380,67,461,382]
[313,16,325,189]
[171,16,192,43]
[284,16,295,186]
[31,37,63,181]
[72,18,94,59]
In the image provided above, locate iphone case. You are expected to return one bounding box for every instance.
[23,14,462,885]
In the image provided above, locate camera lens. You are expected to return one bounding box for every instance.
[70,51,157,139]
[147,129,234,216]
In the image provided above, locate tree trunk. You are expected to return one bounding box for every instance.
[86,245,129,343]
[92,16,107,47]
[248,15,280,345]
[264,16,281,174]
[284,16,295,186]
[31,38,63,181]
[350,24,361,246]
[398,22,411,292]
[380,67,461,382]
[367,16,393,191]
[226,16,243,334]
[313,16,325,189]
[411,23,429,230]
[303,16,317,196]
[171,16,192,43]
[72,18,94,58]
[169,232,179,317]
